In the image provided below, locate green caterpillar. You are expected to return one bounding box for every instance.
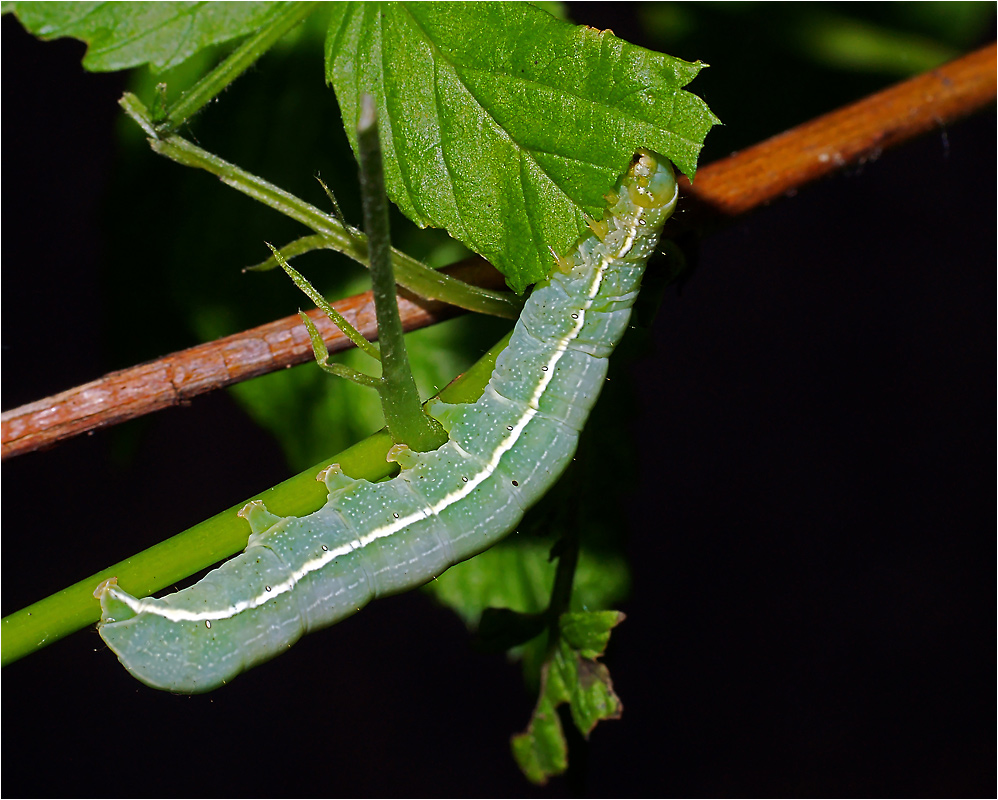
[95,149,679,692]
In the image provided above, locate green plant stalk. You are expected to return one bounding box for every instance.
[156,2,320,132]
[548,528,582,626]
[358,95,447,452]
[546,447,590,626]
[0,331,512,668]
[121,95,522,320]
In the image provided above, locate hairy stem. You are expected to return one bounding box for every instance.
[358,95,447,451]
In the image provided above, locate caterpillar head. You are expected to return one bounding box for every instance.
[625,148,678,212]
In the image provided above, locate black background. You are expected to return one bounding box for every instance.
[3,8,994,797]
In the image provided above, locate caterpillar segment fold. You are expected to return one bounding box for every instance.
[95,150,679,692]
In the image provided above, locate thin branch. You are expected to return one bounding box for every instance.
[667,42,997,234]
[1,258,505,459]
[2,44,994,461]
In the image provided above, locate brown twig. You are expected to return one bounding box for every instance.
[1,258,505,459]
[668,42,996,233]
[2,44,994,460]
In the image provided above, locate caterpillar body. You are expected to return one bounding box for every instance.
[95,149,679,692]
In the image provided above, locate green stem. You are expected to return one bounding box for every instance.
[0,332,511,668]
[545,453,588,626]
[156,2,320,132]
[122,95,522,320]
[547,527,581,624]
[358,95,446,452]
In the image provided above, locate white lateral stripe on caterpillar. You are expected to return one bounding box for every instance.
[95,149,678,692]
[102,226,630,624]
[102,206,644,624]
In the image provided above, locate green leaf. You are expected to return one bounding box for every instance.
[559,609,622,659]
[425,534,556,626]
[324,1,717,291]
[512,610,625,784]
[423,531,629,630]
[511,694,567,784]
[4,1,287,72]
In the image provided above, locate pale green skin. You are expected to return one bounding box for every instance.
[96,151,679,692]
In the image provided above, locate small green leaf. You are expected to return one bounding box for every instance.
[512,610,624,784]
[511,694,567,784]
[559,609,624,659]
[425,534,556,627]
[557,615,624,735]
[5,1,287,72]
[324,1,717,291]
[424,531,629,630]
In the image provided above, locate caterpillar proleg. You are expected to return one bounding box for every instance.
[95,150,679,692]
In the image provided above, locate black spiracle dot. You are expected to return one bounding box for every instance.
[321,545,328,551]
[205,620,212,629]
[462,476,469,482]
[265,585,272,592]
[541,366,548,371]
[393,512,400,519]
[507,425,513,431]
[511,480,519,486]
